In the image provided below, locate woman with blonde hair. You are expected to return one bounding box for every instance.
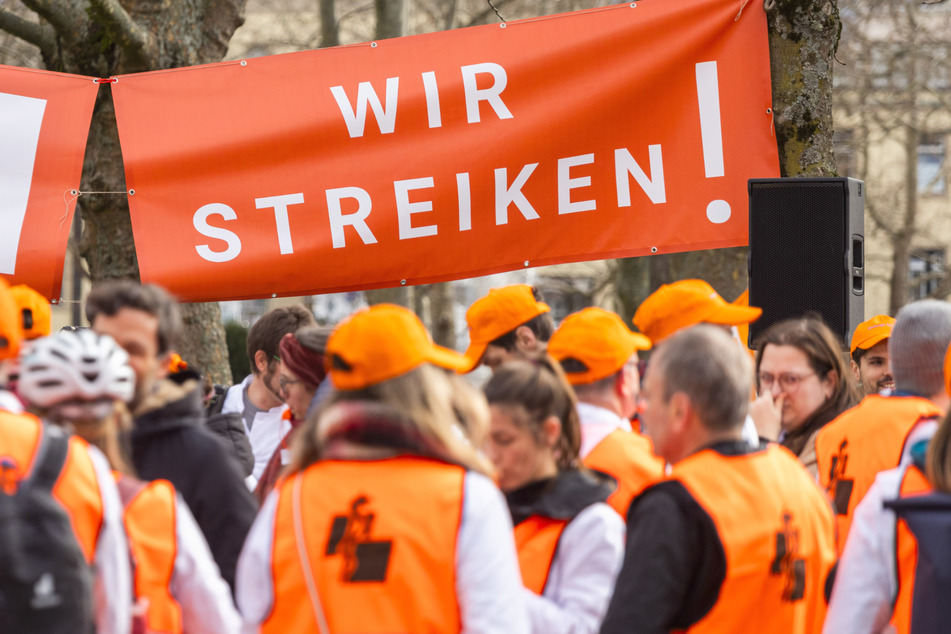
[236,304,528,634]
[483,356,624,634]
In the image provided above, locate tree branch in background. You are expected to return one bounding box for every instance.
[18,0,80,40]
[87,0,156,70]
[319,0,338,47]
[0,9,54,56]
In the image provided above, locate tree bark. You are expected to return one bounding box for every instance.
[1,0,248,385]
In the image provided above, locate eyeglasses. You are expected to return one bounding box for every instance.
[758,371,816,393]
[278,376,301,391]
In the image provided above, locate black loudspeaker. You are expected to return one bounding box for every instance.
[748,177,865,347]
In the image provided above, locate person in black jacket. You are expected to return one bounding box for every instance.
[86,280,258,592]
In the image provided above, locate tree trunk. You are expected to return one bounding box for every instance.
[766,0,840,178]
[375,0,403,40]
[890,124,920,314]
[3,0,248,385]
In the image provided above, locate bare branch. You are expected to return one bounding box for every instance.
[0,9,54,55]
[87,0,157,70]
[18,0,78,39]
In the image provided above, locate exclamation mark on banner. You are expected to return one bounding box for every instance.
[696,62,731,224]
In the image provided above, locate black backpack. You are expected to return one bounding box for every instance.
[885,491,951,634]
[0,424,95,633]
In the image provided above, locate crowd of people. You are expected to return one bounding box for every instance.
[1,274,950,633]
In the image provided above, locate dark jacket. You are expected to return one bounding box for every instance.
[129,377,258,592]
[203,383,255,477]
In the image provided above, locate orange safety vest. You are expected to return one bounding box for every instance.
[815,395,941,554]
[890,464,932,634]
[0,411,103,563]
[264,456,465,634]
[671,444,837,633]
[119,477,181,634]
[513,515,568,594]
[583,429,664,517]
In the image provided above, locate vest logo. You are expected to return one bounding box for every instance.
[30,572,63,609]
[770,512,806,602]
[325,495,392,583]
[828,440,854,515]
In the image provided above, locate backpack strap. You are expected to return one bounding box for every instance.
[27,425,70,494]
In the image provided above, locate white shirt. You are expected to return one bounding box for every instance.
[577,402,631,459]
[236,470,529,633]
[223,375,290,481]
[87,445,133,634]
[170,495,242,633]
[525,502,625,634]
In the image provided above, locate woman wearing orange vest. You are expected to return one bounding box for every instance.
[236,304,529,634]
[0,278,131,633]
[18,329,240,634]
[824,344,951,633]
[483,357,624,634]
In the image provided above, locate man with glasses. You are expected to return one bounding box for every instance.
[217,305,316,485]
[816,300,951,556]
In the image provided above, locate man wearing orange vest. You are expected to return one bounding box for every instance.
[0,278,131,633]
[823,338,951,632]
[547,307,665,517]
[816,300,951,555]
[600,325,836,634]
[460,284,554,373]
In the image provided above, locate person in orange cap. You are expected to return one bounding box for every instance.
[10,284,52,341]
[461,284,554,373]
[0,277,132,633]
[632,279,762,345]
[633,279,763,447]
[850,314,896,397]
[547,307,665,516]
[236,304,529,634]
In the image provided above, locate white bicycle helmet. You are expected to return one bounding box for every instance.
[18,329,135,410]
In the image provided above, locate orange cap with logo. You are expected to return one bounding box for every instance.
[632,279,762,344]
[461,284,550,372]
[0,278,23,361]
[10,284,52,340]
[326,304,468,390]
[548,307,651,385]
[849,314,895,356]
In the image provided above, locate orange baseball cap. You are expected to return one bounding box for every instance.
[0,278,23,361]
[326,304,468,390]
[548,307,651,385]
[632,279,762,344]
[850,314,895,356]
[10,284,51,340]
[461,284,550,372]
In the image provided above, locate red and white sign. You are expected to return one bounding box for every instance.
[112,0,779,302]
[0,65,98,300]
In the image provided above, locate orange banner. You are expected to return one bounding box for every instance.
[112,0,778,302]
[0,65,99,300]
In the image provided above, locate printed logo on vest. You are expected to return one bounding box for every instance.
[325,495,392,582]
[30,572,63,609]
[828,440,853,515]
[770,512,806,602]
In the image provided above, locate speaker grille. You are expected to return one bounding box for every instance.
[749,180,850,345]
